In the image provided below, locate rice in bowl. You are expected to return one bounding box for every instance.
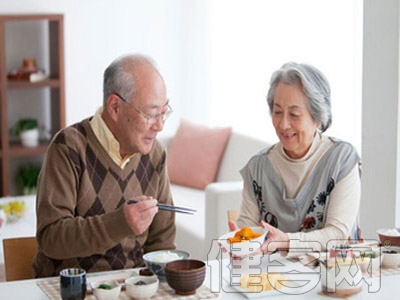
[143,250,189,281]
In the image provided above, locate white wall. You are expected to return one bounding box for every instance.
[0,0,204,137]
[361,0,400,238]
[1,0,362,145]
[206,0,362,149]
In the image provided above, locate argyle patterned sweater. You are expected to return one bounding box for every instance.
[33,118,176,278]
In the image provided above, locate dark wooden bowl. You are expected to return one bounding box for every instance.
[165,259,206,295]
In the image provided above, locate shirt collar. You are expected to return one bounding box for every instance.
[90,107,134,168]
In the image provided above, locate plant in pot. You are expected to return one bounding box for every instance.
[14,118,39,147]
[15,163,41,195]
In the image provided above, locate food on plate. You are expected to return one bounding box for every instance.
[98,283,112,290]
[383,250,398,254]
[361,252,378,258]
[139,268,155,276]
[240,272,288,292]
[383,228,400,236]
[91,280,122,300]
[151,251,183,263]
[227,226,263,244]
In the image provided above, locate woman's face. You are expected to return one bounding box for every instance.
[272,82,320,159]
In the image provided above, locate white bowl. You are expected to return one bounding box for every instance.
[357,248,382,273]
[321,263,363,297]
[125,276,159,299]
[91,280,121,300]
[143,249,189,281]
[382,246,400,268]
[218,226,268,257]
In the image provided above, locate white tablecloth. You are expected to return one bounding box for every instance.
[0,255,399,299]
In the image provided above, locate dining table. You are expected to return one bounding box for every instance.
[0,250,399,300]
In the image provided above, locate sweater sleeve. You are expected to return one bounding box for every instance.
[286,164,361,256]
[36,139,133,259]
[143,158,176,253]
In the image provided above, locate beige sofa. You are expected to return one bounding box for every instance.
[160,132,269,259]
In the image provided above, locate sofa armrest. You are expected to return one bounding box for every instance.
[204,181,243,252]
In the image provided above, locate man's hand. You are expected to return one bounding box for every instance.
[123,196,158,235]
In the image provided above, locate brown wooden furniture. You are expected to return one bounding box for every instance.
[0,14,65,196]
[2,236,38,281]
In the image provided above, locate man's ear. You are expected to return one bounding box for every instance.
[106,94,121,117]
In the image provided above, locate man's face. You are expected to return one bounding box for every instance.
[114,67,168,156]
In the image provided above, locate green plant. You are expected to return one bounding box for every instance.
[15,163,41,195]
[9,118,38,138]
[15,118,38,134]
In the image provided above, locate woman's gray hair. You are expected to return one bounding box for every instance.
[266,62,332,132]
[103,54,158,107]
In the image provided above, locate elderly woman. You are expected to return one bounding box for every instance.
[231,62,361,256]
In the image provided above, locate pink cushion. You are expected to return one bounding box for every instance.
[167,119,232,190]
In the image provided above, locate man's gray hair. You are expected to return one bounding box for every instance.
[103,54,158,107]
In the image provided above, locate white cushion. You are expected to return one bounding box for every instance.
[217,132,268,182]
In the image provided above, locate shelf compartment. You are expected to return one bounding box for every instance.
[7,78,61,89]
[0,13,65,195]
[8,141,49,157]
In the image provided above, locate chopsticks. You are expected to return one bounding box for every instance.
[127,199,196,215]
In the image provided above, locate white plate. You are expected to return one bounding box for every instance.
[221,254,320,298]
[86,269,136,288]
[224,276,301,299]
[218,226,268,257]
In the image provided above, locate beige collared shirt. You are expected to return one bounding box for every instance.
[90,107,134,169]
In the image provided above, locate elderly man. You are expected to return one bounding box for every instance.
[33,54,176,277]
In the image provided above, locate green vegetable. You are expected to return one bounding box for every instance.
[98,283,112,290]
[361,252,377,258]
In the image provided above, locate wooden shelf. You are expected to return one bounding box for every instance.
[7,78,61,89]
[0,14,65,196]
[8,141,49,157]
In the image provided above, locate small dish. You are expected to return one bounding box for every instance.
[125,276,159,299]
[218,226,268,257]
[381,246,400,268]
[91,280,121,300]
[329,244,353,258]
[356,248,382,273]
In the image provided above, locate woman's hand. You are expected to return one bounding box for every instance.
[243,221,290,256]
[219,220,239,254]
[259,221,290,254]
[228,220,238,232]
